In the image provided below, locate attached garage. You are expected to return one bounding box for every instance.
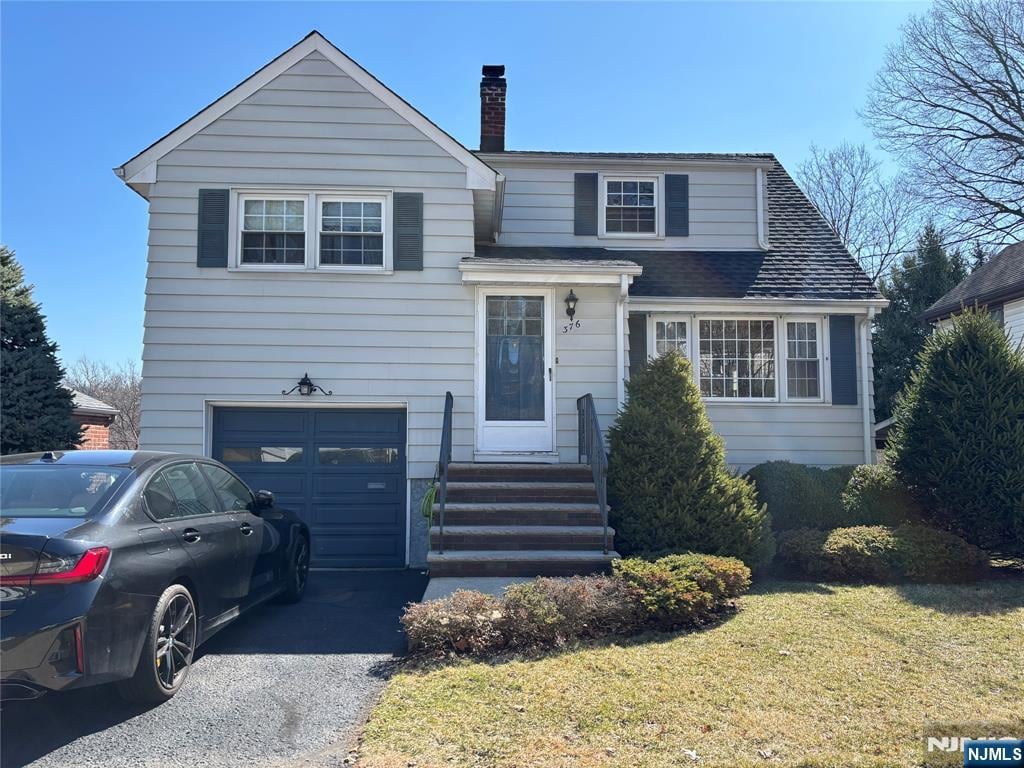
[211,407,407,568]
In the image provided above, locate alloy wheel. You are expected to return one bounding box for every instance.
[155,593,196,689]
[295,538,310,594]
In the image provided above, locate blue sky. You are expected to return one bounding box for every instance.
[1,0,924,367]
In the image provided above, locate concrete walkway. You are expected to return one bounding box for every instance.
[422,576,532,601]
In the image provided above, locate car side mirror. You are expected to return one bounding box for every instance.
[253,490,275,510]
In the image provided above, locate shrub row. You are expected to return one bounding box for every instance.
[747,460,921,531]
[402,554,751,656]
[775,524,989,583]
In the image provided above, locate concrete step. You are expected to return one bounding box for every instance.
[436,502,605,526]
[430,525,614,551]
[427,549,620,577]
[447,462,593,483]
[445,481,597,504]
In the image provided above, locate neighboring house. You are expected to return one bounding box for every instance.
[922,241,1024,345]
[70,390,118,450]
[115,32,885,571]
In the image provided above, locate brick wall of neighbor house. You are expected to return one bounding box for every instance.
[74,415,113,450]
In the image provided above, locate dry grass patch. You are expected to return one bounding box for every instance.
[359,580,1024,768]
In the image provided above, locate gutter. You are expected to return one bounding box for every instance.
[616,275,629,408]
[861,307,876,464]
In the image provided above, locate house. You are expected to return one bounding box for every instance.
[921,241,1024,344]
[115,31,885,573]
[70,390,119,450]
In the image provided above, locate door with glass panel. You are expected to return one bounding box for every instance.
[477,290,554,453]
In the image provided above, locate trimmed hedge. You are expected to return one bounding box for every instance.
[746,461,854,530]
[747,460,921,530]
[840,463,922,526]
[775,524,989,583]
[402,555,751,657]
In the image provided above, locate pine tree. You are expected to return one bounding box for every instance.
[872,224,969,420]
[1,246,81,454]
[887,309,1024,551]
[607,352,775,567]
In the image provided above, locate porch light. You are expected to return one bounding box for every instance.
[282,373,332,397]
[564,289,579,320]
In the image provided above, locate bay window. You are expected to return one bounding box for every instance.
[698,319,776,399]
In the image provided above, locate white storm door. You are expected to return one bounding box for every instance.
[476,289,554,453]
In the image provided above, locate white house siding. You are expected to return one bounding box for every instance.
[140,50,480,482]
[1004,297,1024,347]
[494,164,761,250]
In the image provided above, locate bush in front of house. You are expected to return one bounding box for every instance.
[774,524,989,583]
[745,461,854,530]
[612,553,751,629]
[887,309,1024,550]
[402,589,505,656]
[840,462,922,526]
[607,352,775,568]
[401,555,752,656]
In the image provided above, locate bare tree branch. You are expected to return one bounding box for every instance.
[864,0,1024,243]
[65,358,141,450]
[798,143,921,282]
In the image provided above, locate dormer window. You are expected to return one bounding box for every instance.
[604,177,657,235]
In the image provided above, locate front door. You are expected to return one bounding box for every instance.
[477,290,554,453]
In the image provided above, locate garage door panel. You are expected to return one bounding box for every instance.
[314,410,405,438]
[212,407,407,568]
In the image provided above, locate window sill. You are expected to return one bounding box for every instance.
[228,265,394,275]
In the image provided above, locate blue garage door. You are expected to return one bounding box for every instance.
[211,408,406,568]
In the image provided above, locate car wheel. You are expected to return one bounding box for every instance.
[277,535,309,604]
[117,584,197,704]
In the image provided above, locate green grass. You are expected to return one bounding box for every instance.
[358,579,1024,768]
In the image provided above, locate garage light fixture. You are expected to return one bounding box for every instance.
[282,373,332,397]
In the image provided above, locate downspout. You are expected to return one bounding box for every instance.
[860,308,876,464]
[755,167,769,250]
[616,274,628,408]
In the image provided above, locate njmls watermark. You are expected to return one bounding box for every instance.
[923,722,1024,767]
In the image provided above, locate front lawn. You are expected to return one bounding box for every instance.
[358,579,1024,768]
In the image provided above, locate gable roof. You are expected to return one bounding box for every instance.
[115,31,497,197]
[475,158,882,301]
[922,242,1024,321]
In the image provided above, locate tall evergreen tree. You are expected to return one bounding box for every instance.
[872,224,969,420]
[1,246,81,454]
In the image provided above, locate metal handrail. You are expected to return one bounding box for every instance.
[577,393,609,554]
[435,391,454,554]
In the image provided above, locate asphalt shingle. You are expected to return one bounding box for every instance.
[923,242,1024,320]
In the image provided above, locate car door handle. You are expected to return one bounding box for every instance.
[239,523,254,536]
[182,528,201,543]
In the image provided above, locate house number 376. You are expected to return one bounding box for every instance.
[561,320,582,334]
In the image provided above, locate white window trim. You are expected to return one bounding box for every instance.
[234,192,310,272]
[781,317,826,403]
[228,188,394,274]
[647,314,691,359]
[315,192,393,273]
[645,312,838,405]
[598,173,663,240]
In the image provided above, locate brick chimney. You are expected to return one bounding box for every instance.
[480,65,506,152]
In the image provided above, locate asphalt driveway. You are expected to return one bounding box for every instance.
[0,570,428,768]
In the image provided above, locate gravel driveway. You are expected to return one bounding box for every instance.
[0,570,427,768]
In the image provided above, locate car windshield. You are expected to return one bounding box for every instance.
[0,466,130,518]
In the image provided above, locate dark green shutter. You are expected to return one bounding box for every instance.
[628,313,648,377]
[665,174,689,236]
[393,192,423,270]
[829,315,858,405]
[197,189,229,268]
[574,173,598,235]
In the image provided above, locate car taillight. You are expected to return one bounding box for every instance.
[0,547,110,587]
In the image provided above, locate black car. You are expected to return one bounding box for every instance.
[0,450,310,704]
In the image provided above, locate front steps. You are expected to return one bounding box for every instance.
[428,463,618,577]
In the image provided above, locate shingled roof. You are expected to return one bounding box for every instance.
[475,158,881,301]
[922,241,1024,321]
